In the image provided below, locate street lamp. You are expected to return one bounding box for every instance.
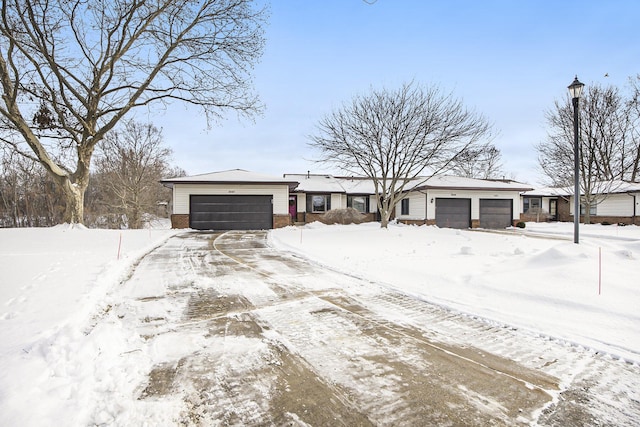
[568,76,584,244]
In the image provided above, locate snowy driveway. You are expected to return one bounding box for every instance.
[100,231,639,426]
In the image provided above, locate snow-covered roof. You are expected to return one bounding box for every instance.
[414,175,533,192]
[522,186,572,197]
[523,180,640,197]
[285,174,379,194]
[161,170,535,193]
[161,169,299,187]
[336,177,378,194]
[284,174,346,193]
[286,173,532,194]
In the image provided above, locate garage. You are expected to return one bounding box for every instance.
[479,199,513,229]
[190,195,273,230]
[435,198,471,229]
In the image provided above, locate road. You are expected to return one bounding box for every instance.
[107,231,640,426]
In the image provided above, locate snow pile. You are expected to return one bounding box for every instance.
[271,222,640,363]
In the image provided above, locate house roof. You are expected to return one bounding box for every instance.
[161,169,299,188]
[523,180,640,197]
[285,174,380,194]
[414,175,533,192]
[160,169,536,194]
[286,173,532,194]
[284,174,347,193]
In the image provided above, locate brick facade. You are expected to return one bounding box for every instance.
[570,215,638,225]
[397,219,429,226]
[398,219,518,228]
[170,214,190,229]
[171,213,295,230]
[273,214,291,229]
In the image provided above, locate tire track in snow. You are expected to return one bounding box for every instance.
[118,231,640,426]
[213,230,640,426]
[212,231,556,424]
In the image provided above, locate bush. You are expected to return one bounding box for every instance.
[601,221,611,226]
[515,221,526,228]
[320,208,366,225]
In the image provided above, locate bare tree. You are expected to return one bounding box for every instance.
[0,148,65,227]
[625,75,640,181]
[537,82,634,223]
[309,81,493,228]
[449,142,504,179]
[93,120,175,229]
[0,0,266,224]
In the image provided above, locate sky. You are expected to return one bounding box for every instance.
[155,1,639,186]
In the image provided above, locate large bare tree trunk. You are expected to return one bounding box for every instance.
[61,180,85,224]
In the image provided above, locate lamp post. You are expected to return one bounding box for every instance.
[568,76,584,244]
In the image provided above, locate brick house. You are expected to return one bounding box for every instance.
[162,169,535,230]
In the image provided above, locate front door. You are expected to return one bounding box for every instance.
[289,196,297,223]
[549,199,558,221]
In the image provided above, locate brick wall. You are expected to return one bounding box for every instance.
[303,212,323,223]
[398,219,428,226]
[571,215,637,225]
[273,214,291,229]
[558,198,572,222]
[170,214,190,229]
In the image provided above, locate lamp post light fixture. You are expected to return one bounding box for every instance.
[568,76,585,244]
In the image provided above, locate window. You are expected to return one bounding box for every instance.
[347,195,369,213]
[580,203,597,215]
[306,194,331,213]
[523,197,541,213]
[401,198,410,215]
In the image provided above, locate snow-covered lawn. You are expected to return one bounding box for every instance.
[270,221,640,363]
[0,223,180,425]
[0,220,638,425]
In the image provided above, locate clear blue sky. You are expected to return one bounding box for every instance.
[157,0,639,186]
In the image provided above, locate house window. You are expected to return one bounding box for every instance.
[524,197,541,213]
[306,194,331,213]
[347,195,369,213]
[580,203,597,215]
[401,198,410,215]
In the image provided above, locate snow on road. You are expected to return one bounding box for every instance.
[0,222,639,425]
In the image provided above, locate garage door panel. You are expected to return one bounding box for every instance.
[479,199,512,229]
[190,195,273,230]
[435,198,471,229]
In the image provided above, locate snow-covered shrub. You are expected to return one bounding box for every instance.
[319,208,366,225]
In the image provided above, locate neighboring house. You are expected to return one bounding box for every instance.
[522,180,640,225]
[161,169,533,230]
[161,169,299,230]
[393,176,533,229]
